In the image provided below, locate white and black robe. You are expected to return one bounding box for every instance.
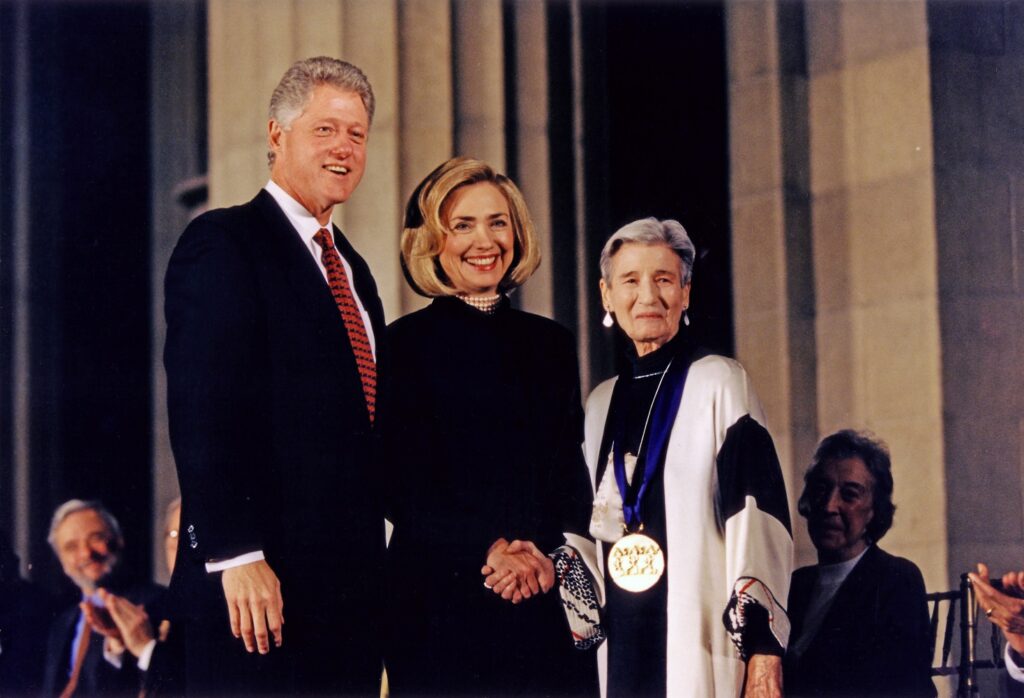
[584,340,793,697]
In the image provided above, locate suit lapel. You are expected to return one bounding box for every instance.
[47,607,80,690]
[788,567,818,640]
[247,192,346,330]
[825,545,880,626]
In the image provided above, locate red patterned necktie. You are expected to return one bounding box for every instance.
[313,228,377,423]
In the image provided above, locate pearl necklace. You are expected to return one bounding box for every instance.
[456,293,502,314]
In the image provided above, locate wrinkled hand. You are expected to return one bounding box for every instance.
[743,654,782,698]
[480,539,554,604]
[969,563,1024,655]
[96,588,156,658]
[222,559,284,654]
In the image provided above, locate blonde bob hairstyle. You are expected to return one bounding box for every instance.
[400,157,541,297]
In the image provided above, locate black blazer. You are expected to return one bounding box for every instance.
[164,190,387,693]
[784,545,937,697]
[42,583,162,698]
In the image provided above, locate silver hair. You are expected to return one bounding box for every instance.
[267,56,375,167]
[599,217,695,285]
[47,499,123,552]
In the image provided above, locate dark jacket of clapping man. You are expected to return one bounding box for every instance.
[163,56,386,696]
[41,500,162,698]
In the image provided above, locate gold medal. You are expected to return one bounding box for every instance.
[608,532,664,592]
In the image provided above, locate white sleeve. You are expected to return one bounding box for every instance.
[103,639,125,669]
[205,550,265,573]
[136,639,159,672]
[1005,645,1024,684]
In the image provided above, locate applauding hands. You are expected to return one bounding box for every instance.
[969,563,1024,657]
[481,538,555,604]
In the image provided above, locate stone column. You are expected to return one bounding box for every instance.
[397,0,454,314]
[337,0,402,321]
[452,0,506,169]
[930,1,1024,583]
[510,0,553,317]
[727,0,949,586]
[805,0,947,587]
[150,0,206,583]
[207,0,322,208]
[725,0,818,564]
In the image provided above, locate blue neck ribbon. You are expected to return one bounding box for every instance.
[612,354,693,531]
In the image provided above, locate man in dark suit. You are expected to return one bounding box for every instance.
[41,500,161,697]
[164,56,386,695]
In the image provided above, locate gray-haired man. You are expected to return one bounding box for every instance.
[165,56,386,694]
[42,499,161,697]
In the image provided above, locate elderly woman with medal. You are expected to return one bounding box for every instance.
[585,218,794,697]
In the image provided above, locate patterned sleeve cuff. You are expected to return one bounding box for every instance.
[551,546,606,650]
[723,577,789,661]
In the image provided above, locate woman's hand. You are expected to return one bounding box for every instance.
[743,654,782,698]
[481,538,555,604]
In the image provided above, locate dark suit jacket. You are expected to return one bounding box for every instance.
[42,583,162,698]
[164,189,386,695]
[784,545,937,697]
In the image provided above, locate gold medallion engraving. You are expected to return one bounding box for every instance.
[608,532,665,592]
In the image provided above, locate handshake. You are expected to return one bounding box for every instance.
[480,538,555,604]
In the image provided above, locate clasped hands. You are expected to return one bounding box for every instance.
[480,537,555,604]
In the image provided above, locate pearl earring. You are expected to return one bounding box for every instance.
[683,309,690,327]
[602,311,614,328]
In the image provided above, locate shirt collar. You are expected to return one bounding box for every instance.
[817,546,869,585]
[264,179,333,247]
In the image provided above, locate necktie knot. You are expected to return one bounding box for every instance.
[313,227,335,251]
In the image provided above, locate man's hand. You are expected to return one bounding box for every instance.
[221,559,284,654]
[970,563,1024,655]
[743,654,782,698]
[96,589,156,658]
[481,539,554,604]
[82,599,120,640]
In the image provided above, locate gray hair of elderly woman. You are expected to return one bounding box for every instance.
[266,56,375,166]
[47,498,124,552]
[599,217,695,286]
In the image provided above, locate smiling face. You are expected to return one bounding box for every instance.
[54,509,120,593]
[268,84,369,225]
[600,242,691,356]
[805,456,876,564]
[438,182,515,295]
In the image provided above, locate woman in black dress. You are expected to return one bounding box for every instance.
[382,157,597,697]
